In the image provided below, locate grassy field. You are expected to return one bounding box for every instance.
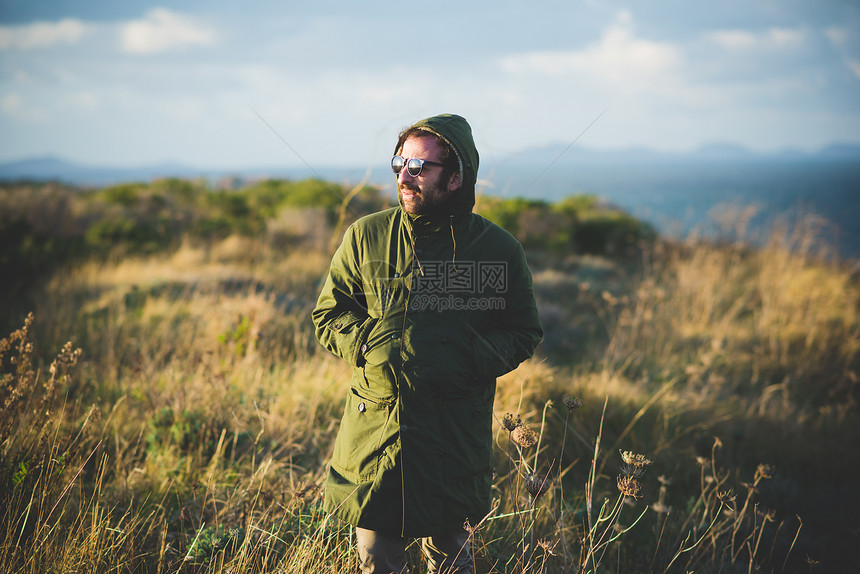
[1,180,858,573]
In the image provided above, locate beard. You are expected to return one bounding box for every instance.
[398,179,451,215]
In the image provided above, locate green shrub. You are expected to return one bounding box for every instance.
[477,194,654,255]
[84,217,169,255]
[150,177,204,206]
[99,183,144,207]
[242,178,349,225]
[573,212,655,256]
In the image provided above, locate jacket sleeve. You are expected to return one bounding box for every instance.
[472,241,543,380]
[312,224,378,366]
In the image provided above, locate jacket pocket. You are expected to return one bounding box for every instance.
[361,319,402,367]
[439,392,494,483]
[414,330,480,399]
[330,386,395,482]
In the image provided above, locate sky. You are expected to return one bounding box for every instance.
[1,0,859,171]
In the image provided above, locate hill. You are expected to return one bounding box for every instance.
[1,177,858,572]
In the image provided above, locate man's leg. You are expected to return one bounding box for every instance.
[421,529,473,574]
[355,527,408,574]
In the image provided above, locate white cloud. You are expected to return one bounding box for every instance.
[823,26,860,80]
[0,94,49,121]
[707,30,757,50]
[707,27,805,51]
[64,92,100,111]
[500,11,681,84]
[767,28,805,48]
[120,8,216,54]
[824,26,850,47]
[0,18,89,50]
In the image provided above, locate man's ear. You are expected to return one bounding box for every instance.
[447,171,462,192]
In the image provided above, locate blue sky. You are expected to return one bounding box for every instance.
[1,1,859,170]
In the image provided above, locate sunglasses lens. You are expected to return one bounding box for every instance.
[406,158,423,177]
[391,155,405,174]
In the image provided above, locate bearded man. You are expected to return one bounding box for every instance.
[313,114,543,574]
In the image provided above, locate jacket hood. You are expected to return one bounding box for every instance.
[396,114,479,217]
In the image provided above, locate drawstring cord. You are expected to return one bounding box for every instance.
[405,216,425,277]
[450,215,460,275]
[404,213,460,277]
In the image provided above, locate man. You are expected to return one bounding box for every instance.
[313,114,543,573]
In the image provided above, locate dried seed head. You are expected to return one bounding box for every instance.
[620,450,653,468]
[562,394,583,412]
[617,474,642,499]
[524,472,552,500]
[502,413,521,432]
[755,464,774,482]
[717,489,736,503]
[511,425,538,448]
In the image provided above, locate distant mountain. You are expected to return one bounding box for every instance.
[0,156,212,186]
[2,143,859,186]
[0,156,335,187]
[495,141,860,168]
[690,142,757,161]
[817,143,860,160]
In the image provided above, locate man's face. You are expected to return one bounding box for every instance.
[396,135,461,215]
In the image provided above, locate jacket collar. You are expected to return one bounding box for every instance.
[402,208,470,235]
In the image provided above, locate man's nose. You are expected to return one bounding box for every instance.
[397,167,415,185]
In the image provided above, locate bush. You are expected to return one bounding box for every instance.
[572,212,654,256]
[476,194,654,256]
[99,183,144,207]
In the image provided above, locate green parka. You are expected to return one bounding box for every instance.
[312,114,543,537]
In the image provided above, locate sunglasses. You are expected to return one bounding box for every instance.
[391,155,445,177]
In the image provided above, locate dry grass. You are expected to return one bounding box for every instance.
[1,207,858,573]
